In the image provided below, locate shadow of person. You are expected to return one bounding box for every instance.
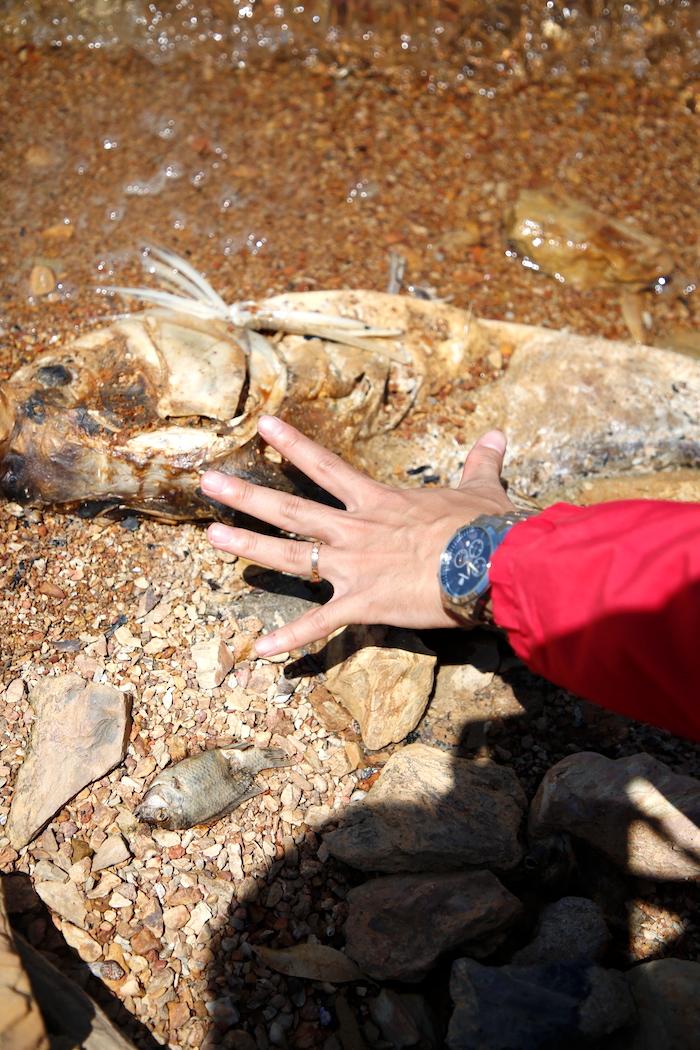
[191,587,698,1048]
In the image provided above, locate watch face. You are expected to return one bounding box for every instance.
[439,525,492,600]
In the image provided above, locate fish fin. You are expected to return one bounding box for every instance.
[204,783,267,823]
[222,747,294,775]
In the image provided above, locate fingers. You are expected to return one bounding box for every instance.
[201,470,338,538]
[208,524,324,579]
[257,416,377,511]
[255,596,355,657]
[458,430,507,488]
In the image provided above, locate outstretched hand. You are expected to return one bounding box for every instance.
[201,416,514,657]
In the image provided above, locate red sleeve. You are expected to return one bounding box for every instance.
[490,500,700,741]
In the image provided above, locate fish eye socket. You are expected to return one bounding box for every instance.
[155,807,168,822]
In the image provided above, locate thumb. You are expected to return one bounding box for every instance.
[458,430,507,488]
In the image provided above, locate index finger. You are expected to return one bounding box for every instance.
[258,416,377,512]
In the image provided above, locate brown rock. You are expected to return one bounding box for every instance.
[511,897,609,965]
[61,922,102,963]
[308,685,353,732]
[345,871,521,982]
[607,959,700,1050]
[325,742,526,872]
[191,637,234,689]
[323,626,436,750]
[529,752,700,881]
[163,905,189,931]
[130,926,161,956]
[7,674,132,849]
[167,1000,191,1029]
[37,580,63,598]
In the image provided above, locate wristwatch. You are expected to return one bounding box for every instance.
[438,511,536,626]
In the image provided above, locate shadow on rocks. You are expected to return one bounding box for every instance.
[197,588,698,1050]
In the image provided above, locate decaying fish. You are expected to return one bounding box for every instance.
[0,247,482,519]
[506,189,674,291]
[135,744,291,830]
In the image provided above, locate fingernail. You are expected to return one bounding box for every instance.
[255,635,276,656]
[201,471,225,495]
[207,524,229,545]
[258,415,282,437]
[480,430,506,454]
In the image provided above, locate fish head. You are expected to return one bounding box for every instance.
[135,778,187,831]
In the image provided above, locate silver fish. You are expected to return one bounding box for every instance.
[0,246,479,519]
[135,744,292,830]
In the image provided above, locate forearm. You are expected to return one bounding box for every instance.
[490,500,700,740]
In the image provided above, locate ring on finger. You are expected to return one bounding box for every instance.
[309,540,323,584]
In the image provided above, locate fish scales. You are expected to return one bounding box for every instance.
[135,746,291,830]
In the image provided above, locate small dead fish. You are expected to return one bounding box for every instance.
[135,744,292,830]
[506,189,674,291]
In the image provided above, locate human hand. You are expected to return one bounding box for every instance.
[201,416,514,657]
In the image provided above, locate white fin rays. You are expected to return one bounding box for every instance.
[106,246,404,348]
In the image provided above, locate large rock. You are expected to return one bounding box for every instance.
[447,958,636,1049]
[511,897,609,965]
[35,881,87,929]
[324,743,526,872]
[473,329,700,499]
[344,871,521,982]
[368,989,440,1049]
[322,626,436,750]
[7,675,132,850]
[607,959,700,1050]
[529,752,700,881]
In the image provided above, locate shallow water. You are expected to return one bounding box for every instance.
[0,0,698,379]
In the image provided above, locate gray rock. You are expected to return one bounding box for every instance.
[512,897,609,965]
[7,675,132,850]
[473,328,700,500]
[447,958,636,1049]
[368,989,439,1049]
[325,742,526,873]
[606,959,700,1050]
[345,871,521,982]
[529,752,700,881]
[323,625,436,750]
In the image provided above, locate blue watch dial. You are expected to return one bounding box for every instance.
[439,525,493,600]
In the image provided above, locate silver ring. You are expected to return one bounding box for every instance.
[310,541,323,583]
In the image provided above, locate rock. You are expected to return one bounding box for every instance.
[34,881,87,929]
[130,926,161,955]
[344,871,521,982]
[163,905,189,930]
[7,674,132,850]
[625,898,685,963]
[191,637,234,689]
[185,901,212,936]
[511,897,609,965]
[447,958,636,1049]
[92,835,130,872]
[61,922,102,963]
[606,959,700,1049]
[308,685,353,732]
[506,189,673,291]
[471,331,700,500]
[368,989,439,1048]
[322,626,436,750]
[29,265,56,297]
[0,888,49,1050]
[4,678,26,704]
[529,752,700,881]
[325,742,526,872]
[25,145,56,168]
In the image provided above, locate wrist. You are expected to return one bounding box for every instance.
[438,511,537,627]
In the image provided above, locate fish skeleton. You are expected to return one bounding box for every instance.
[0,247,479,520]
[135,744,292,830]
